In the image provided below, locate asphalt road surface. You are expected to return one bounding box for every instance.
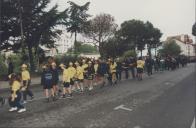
[0,63,195,128]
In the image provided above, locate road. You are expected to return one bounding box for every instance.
[0,63,195,128]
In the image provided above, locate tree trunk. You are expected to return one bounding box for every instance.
[140,49,143,57]
[74,32,77,53]
[155,47,157,56]
[99,43,105,58]
[148,45,152,59]
[28,45,35,72]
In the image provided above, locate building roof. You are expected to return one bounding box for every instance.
[166,34,193,44]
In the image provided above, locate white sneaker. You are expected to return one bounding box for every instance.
[18,108,26,113]
[23,101,27,104]
[9,107,18,112]
[89,87,93,91]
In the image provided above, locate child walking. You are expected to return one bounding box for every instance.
[41,65,55,102]
[59,64,72,98]
[8,73,26,113]
[75,61,84,92]
[21,64,34,103]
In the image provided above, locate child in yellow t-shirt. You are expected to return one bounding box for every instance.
[137,57,145,81]
[21,64,34,103]
[8,73,26,113]
[67,62,76,91]
[75,62,84,92]
[59,64,72,98]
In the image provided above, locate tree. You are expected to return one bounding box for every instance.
[0,0,21,51]
[118,20,146,54]
[144,21,162,58]
[159,40,181,56]
[192,22,196,36]
[67,41,98,54]
[1,0,68,71]
[66,1,90,51]
[83,13,117,57]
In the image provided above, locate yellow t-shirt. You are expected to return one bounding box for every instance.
[63,68,71,83]
[94,64,98,73]
[68,67,76,79]
[76,66,84,80]
[137,60,145,68]
[12,81,21,92]
[21,70,30,81]
[110,63,117,73]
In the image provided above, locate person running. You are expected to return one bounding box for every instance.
[8,73,26,113]
[86,61,95,91]
[21,64,34,104]
[137,57,145,81]
[41,65,55,102]
[74,61,84,92]
[109,59,117,85]
[51,62,60,97]
[59,64,72,98]
[68,62,76,91]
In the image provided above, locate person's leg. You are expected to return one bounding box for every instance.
[131,68,135,78]
[15,92,24,109]
[125,69,129,79]
[22,90,27,102]
[45,89,49,98]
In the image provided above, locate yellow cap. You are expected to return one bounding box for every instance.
[82,59,86,63]
[59,63,65,67]
[21,64,27,68]
[88,61,92,64]
[75,61,79,65]
[69,62,73,66]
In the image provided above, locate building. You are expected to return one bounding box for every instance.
[55,33,74,54]
[166,34,196,57]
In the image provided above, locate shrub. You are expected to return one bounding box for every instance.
[122,50,137,58]
[0,54,8,79]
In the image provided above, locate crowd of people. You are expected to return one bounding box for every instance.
[0,55,189,113]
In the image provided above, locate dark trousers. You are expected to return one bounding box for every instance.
[23,80,33,101]
[130,67,135,78]
[147,66,152,76]
[9,92,24,109]
[116,71,122,81]
[124,69,129,79]
[107,74,112,85]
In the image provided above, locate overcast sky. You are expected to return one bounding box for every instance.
[51,0,195,41]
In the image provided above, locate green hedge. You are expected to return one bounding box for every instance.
[0,55,8,79]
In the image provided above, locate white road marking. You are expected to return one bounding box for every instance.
[191,117,195,128]
[114,104,133,112]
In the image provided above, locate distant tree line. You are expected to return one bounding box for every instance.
[1,0,163,71]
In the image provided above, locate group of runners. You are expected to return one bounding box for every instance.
[0,55,189,113]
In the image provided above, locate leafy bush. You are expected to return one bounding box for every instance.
[0,54,8,79]
[122,50,137,58]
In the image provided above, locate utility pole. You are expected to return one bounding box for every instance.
[18,0,25,54]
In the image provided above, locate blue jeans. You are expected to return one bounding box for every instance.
[9,91,24,109]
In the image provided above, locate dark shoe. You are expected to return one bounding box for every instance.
[30,96,34,100]
[52,96,57,101]
[61,95,66,98]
